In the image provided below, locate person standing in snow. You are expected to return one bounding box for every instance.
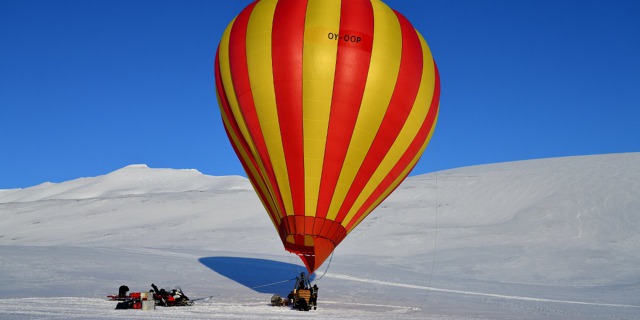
[309,284,318,310]
[118,285,129,298]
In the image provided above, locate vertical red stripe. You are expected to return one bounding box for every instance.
[346,63,440,231]
[227,2,292,233]
[333,10,424,224]
[272,0,308,220]
[314,0,374,235]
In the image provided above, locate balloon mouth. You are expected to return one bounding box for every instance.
[278,216,347,274]
[284,235,337,274]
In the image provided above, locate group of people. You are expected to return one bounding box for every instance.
[286,272,319,311]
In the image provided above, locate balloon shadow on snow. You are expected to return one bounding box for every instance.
[199,257,315,296]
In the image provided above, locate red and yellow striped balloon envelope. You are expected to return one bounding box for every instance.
[215,0,440,274]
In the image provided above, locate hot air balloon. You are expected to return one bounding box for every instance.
[215,0,440,274]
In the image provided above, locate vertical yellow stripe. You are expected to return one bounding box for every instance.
[303,0,341,216]
[326,0,402,220]
[219,18,259,161]
[346,109,439,233]
[341,33,436,226]
[245,0,295,216]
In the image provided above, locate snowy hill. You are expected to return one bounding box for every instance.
[0,153,639,319]
[0,164,251,203]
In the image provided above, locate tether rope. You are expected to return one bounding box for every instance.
[251,277,296,290]
[418,171,439,310]
[312,251,334,282]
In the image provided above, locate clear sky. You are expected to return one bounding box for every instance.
[1,0,638,189]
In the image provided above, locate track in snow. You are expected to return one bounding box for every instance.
[327,274,640,309]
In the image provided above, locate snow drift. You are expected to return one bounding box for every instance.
[0,153,638,319]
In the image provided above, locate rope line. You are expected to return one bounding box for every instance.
[313,251,334,282]
[418,171,439,310]
[426,172,439,297]
[250,277,297,290]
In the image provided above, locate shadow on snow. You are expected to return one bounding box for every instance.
[199,256,315,296]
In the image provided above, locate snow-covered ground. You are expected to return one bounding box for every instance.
[1,153,639,319]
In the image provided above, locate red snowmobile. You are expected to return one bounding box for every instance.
[150,284,194,307]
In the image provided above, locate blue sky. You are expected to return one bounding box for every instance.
[1,0,638,189]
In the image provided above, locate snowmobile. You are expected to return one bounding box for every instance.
[151,285,194,307]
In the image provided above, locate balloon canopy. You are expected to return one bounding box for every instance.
[215,0,440,274]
